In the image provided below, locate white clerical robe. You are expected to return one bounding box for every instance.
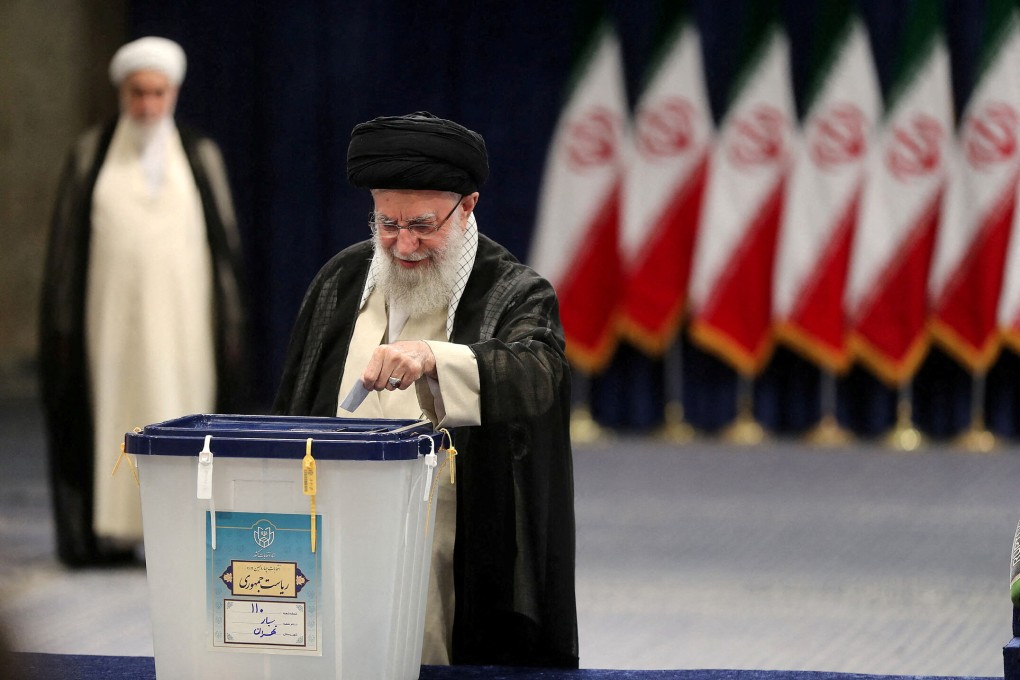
[86,119,215,543]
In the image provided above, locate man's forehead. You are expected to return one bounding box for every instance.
[371,189,454,214]
[122,70,173,91]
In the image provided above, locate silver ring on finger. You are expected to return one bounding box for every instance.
[387,376,401,388]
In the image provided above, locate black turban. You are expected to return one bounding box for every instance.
[347,111,489,194]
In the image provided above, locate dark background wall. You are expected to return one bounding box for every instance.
[0,0,126,397]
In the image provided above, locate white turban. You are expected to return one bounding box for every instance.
[109,37,187,87]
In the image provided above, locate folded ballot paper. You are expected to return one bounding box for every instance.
[339,381,371,413]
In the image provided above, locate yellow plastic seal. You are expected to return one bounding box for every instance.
[303,438,317,552]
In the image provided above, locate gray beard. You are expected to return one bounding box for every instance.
[373,218,467,315]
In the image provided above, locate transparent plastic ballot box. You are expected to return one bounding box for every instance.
[124,414,444,680]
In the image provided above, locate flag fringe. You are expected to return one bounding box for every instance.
[1000,328,1020,356]
[689,318,774,377]
[929,318,1003,374]
[617,303,686,358]
[774,321,851,375]
[848,331,930,388]
[565,324,620,376]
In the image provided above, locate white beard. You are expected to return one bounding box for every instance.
[373,217,468,315]
[120,115,171,152]
[119,115,174,197]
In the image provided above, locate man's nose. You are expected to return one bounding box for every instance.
[394,228,420,255]
[142,95,162,117]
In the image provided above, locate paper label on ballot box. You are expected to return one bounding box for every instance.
[207,511,323,654]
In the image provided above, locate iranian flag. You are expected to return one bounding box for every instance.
[618,1,711,357]
[528,14,627,373]
[773,1,880,374]
[847,0,952,386]
[931,0,1020,372]
[688,1,795,375]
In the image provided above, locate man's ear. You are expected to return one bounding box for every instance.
[460,192,480,216]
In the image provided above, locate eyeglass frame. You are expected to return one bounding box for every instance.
[369,195,463,239]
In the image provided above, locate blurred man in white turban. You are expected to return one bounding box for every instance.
[39,36,248,567]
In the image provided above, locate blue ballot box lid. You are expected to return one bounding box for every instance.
[124,414,439,461]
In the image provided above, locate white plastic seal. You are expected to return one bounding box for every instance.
[197,435,216,549]
[419,434,437,502]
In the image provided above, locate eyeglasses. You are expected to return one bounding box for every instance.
[369,196,462,239]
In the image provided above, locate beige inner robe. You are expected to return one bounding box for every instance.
[336,282,480,665]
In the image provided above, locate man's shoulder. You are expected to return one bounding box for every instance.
[475,234,551,290]
[73,126,104,154]
[177,124,224,162]
[177,122,215,145]
[328,239,374,264]
[70,121,113,157]
[293,241,373,314]
[314,240,374,282]
[476,234,523,272]
[64,121,117,180]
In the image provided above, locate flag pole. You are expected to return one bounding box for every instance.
[570,371,610,444]
[954,370,997,453]
[885,381,924,451]
[658,335,695,443]
[804,368,853,446]
[721,373,765,445]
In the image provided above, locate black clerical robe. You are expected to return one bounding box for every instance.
[273,234,579,668]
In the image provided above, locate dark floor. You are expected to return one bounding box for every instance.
[0,397,1015,676]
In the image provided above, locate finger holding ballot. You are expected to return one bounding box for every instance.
[361,340,437,391]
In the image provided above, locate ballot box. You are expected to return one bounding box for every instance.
[124,414,443,680]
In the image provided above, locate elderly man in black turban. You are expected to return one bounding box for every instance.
[273,112,578,668]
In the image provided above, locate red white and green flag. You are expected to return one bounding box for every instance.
[528,12,627,374]
[618,1,711,356]
[846,0,951,386]
[931,0,1020,371]
[773,0,880,374]
[688,1,795,375]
